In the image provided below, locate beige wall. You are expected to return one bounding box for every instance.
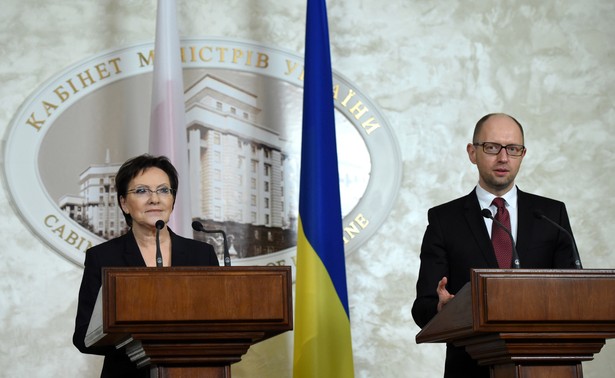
[1,1,614,377]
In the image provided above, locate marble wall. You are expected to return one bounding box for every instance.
[1,0,613,377]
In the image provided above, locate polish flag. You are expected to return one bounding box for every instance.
[149,0,192,237]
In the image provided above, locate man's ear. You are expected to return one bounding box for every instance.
[467,143,477,164]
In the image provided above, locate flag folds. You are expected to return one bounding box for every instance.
[149,0,192,236]
[293,0,354,377]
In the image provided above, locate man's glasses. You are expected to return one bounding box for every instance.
[473,142,525,157]
[126,186,175,197]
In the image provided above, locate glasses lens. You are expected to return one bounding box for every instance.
[134,188,151,196]
[482,143,501,154]
[506,145,524,156]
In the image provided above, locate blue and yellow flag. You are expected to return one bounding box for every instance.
[292,0,354,377]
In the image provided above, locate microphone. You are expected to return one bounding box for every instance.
[192,221,231,266]
[533,210,582,269]
[155,220,165,267]
[481,209,521,269]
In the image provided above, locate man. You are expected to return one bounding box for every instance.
[411,113,578,378]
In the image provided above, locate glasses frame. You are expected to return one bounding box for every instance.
[473,142,525,157]
[126,186,176,197]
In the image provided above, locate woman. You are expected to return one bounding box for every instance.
[73,154,219,377]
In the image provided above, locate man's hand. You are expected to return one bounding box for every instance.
[436,277,455,312]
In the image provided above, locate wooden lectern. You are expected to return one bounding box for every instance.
[416,269,615,378]
[85,266,293,378]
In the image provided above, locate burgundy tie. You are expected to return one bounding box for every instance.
[491,197,512,268]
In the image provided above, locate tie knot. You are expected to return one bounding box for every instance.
[492,197,506,209]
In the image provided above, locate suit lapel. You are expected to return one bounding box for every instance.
[169,231,190,266]
[515,189,534,259]
[464,189,499,267]
[122,230,147,267]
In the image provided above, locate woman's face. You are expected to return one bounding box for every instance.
[119,167,175,230]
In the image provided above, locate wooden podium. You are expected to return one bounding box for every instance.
[85,266,293,378]
[416,269,615,377]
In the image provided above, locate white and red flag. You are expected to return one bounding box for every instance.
[149,0,191,236]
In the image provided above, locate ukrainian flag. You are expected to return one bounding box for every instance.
[292,0,354,377]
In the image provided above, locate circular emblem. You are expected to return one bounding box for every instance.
[2,37,401,267]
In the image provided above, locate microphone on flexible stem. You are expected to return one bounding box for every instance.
[192,221,231,267]
[155,220,165,267]
[481,209,521,269]
[533,210,583,269]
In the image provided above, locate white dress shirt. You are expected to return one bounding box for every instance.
[475,184,518,242]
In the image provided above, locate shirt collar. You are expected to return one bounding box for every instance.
[475,184,518,211]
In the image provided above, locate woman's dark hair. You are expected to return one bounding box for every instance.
[115,154,179,227]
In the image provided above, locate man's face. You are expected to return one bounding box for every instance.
[467,115,526,196]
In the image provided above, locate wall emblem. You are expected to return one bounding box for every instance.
[2,38,401,268]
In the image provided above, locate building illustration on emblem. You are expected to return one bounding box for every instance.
[59,74,298,261]
[59,150,125,240]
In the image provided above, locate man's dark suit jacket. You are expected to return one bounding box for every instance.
[73,229,219,378]
[411,187,577,378]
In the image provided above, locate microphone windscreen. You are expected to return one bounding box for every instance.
[481,208,494,219]
[191,221,203,231]
[155,220,165,230]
